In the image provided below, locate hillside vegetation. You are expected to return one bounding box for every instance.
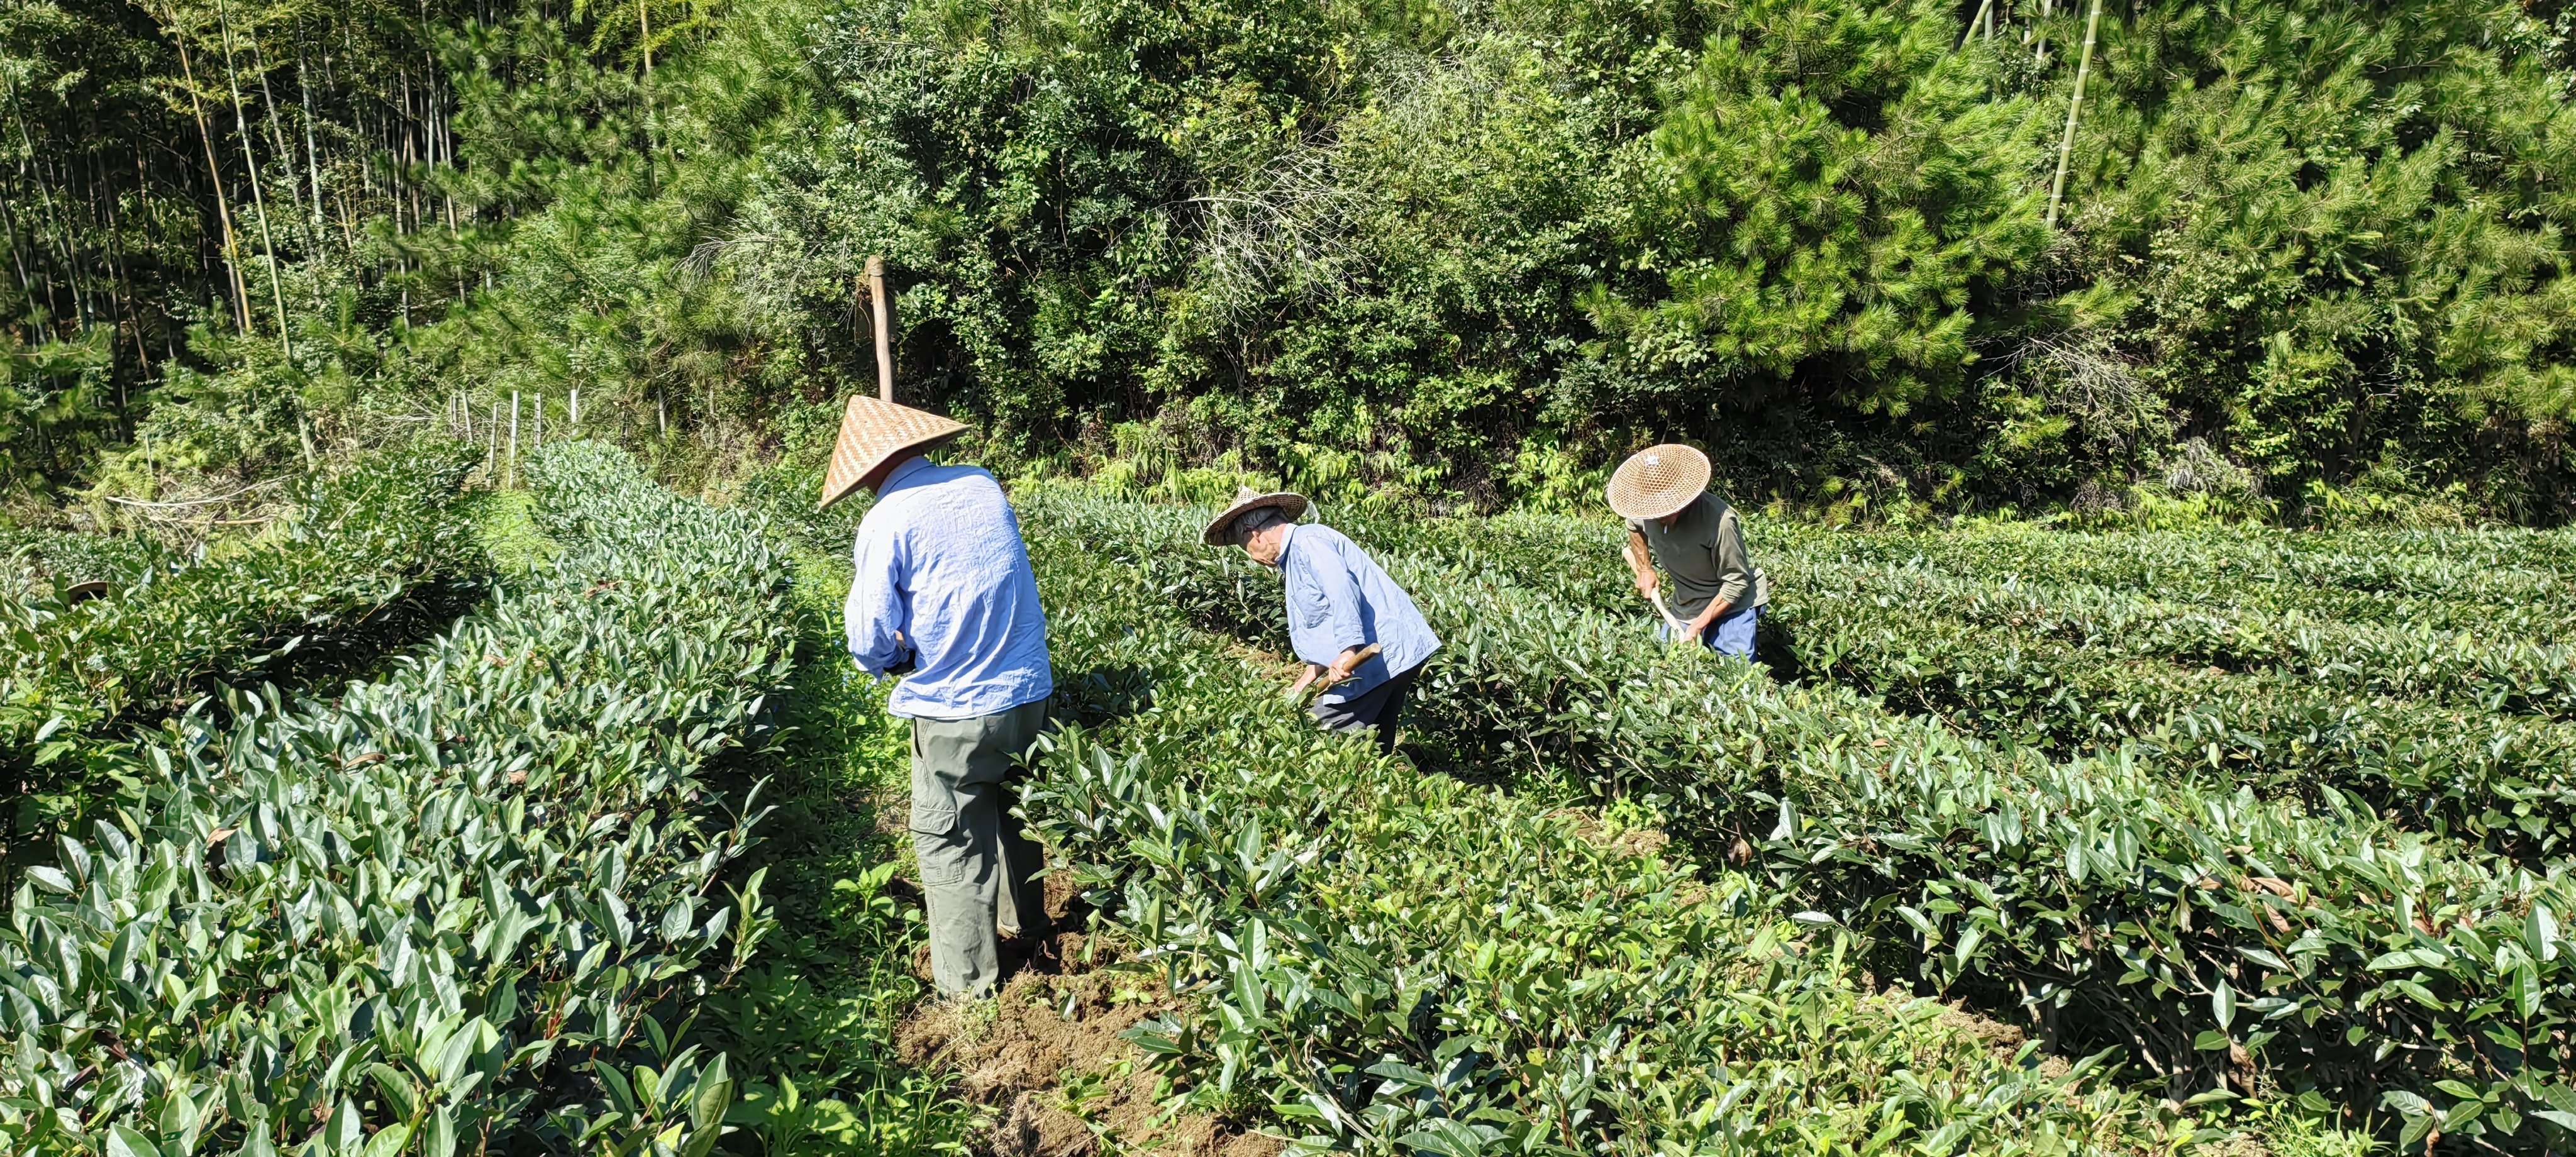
[5,0,2575,521]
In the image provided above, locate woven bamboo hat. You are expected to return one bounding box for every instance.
[1605,443,1712,521]
[1202,486,1309,546]
[818,395,969,511]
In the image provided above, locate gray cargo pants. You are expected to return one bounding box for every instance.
[908,698,1050,997]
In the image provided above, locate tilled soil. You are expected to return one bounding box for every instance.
[895,872,1287,1157]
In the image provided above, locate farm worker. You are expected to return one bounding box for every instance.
[1203,487,1440,755]
[1606,443,1769,659]
[821,395,1053,999]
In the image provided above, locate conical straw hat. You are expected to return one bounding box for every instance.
[818,395,969,511]
[1202,485,1309,546]
[1605,443,1711,521]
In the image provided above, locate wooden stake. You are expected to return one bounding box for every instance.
[509,392,520,484]
[2045,0,2104,230]
[867,254,894,401]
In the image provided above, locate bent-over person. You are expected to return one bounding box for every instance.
[1204,488,1439,755]
[1606,443,1769,659]
[823,396,1053,998]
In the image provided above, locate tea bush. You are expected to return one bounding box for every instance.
[1762,523,2576,635]
[0,443,795,1155]
[1,531,179,596]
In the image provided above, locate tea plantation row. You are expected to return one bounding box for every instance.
[0,444,794,1155]
[1043,495,2576,1151]
[3,451,489,844]
[1344,516,2576,865]
[1011,494,2187,1155]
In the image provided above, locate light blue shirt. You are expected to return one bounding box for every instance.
[1277,523,1440,704]
[846,455,1053,720]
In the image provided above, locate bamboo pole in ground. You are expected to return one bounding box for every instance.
[2045,0,2105,230]
[509,392,520,485]
[867,255,894,401]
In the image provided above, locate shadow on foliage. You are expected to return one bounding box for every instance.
[1051,663,1160,729]
[1753,612,1806,682]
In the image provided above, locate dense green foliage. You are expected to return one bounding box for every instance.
[8,0,2576,519]
[0,443,794,1154]
[1,448,484,847]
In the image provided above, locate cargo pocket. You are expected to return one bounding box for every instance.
[909,798,959,836]
[909,799,974,887]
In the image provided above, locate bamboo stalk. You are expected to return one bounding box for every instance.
[1960,0,1994,50]
[253,41,306,240]
[509,392,520,484]
[296,46,325,241]
[2045,0,2105,230]
[213,0,292,357]
[167,26,252,330]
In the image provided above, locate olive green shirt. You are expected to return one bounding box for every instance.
[1629,493,1769,619]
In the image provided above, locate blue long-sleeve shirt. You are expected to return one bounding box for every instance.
[1277,523,1439,704]
[845,455,1053,720]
